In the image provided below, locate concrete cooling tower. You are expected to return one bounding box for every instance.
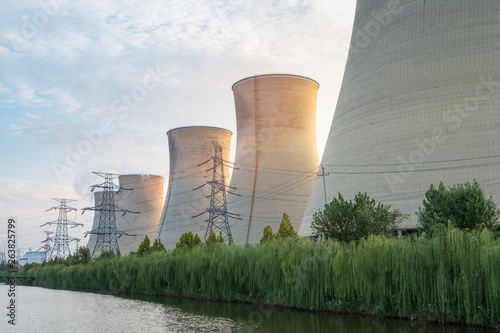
[116,174,164,255]
[228,74,320,245]
[300,0,500,236]
[87,191,119,254]
[155,126,232,249]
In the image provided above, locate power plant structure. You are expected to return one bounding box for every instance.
[300,0,500,236]
[155,126,232,249]
[86,191,119,253]
[228,74,320,245]
[116,174,164,255]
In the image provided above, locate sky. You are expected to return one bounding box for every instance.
[0,0,356,255]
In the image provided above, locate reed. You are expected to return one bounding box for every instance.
[29,228,500,326]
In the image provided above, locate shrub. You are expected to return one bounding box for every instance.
[205,231,225,245]
[276,213,299,239]
[260,226,276,243]
[417,180,499,234]
[137,235,151,256]
[311,192,407,242]
[174,231,202,254]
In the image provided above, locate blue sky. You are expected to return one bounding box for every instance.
[0,0,355,254]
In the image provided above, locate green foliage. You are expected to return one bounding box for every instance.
[417,180,499,234]
[73,247,91,264]
[96,249,116,261]
[137,236,166,256]
[137,235,151,256]
[174,231,201,254]
[228,231,233,246]
[205,231,218,244]
[276,213,299,239]
[260,225,276,243]
[151,238,166,253]
[30,228,500,326]
[205,231,226,246]
[311,192,408,242]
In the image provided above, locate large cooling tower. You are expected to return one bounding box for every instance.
[155,126,232,249]
[116,174,164,255]
[300,0,500,236]
[228,74,320,245]
[87,191,119,254]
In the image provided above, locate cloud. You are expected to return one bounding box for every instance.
[0,0,357,251]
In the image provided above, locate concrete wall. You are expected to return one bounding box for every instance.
[116,174,164,255]
[155,126,232,249]
[87,191,119,255]
[300,0,500,236]
[228,74,319,245]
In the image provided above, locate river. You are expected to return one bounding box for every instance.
[0,284,490,332]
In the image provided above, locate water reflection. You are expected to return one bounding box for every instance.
[115,291,489,333]
[0,285,491,333]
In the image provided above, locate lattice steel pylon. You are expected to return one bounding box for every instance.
[40,199,82,260]
[82,172,137,257]
[193,141,240,242]
[38,230,54,262]
[0,244,6,265]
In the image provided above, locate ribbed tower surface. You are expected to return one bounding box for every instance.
[300,0,500,236]
[87,191,119,255]
[155,126,232,249]
[228,74,319,245]
[116,174,164,255]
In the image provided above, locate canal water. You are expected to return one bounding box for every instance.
[0,284,491,332]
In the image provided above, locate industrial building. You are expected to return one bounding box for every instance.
[155,126,232,249]
[300,0,500,236]
[116,174,164,255]
[18,251,46,266]
[228,74,320,245]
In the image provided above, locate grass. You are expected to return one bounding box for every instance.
[18,227,500,327]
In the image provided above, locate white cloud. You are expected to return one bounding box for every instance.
[0,0,357,251]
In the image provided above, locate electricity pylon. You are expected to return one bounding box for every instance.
[82,172,137,257]
[193,141,240,242]
[40,199,82,260]
[38,230,54,262]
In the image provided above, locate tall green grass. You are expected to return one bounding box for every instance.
[26,228,500,326]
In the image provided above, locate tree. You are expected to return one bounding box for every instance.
[276,213,299,239]
[311,192,407,243]
[150,238,166,253]
[137,236,166,255]
[72,246,91,264]
[174,231,202,251]
[260,225,276,244]
[417,180,499,234]
[260,213,299,244]
[96,249,116,260]
[137,235,151,256]
[205,231,225,246]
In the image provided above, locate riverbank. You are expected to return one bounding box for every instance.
[19,228,500,328]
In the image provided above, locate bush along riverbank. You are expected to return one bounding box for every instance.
[19,227,500,327]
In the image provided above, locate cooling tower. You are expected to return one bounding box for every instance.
[228,74,319,245]
[155,126,232,249]
[300,0,500,236]
[87,191,119,254]
[116,174,164,255]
